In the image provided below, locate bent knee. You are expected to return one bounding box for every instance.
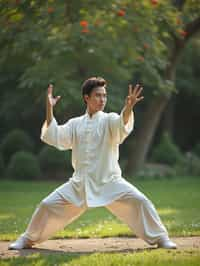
[39,198,54,208]
[133,193,153,206]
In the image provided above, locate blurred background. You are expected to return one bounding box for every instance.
[0,0,200,181]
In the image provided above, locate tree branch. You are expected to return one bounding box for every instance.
[185,16,200,41]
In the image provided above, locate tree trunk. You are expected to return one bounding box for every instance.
[125,28,189,175]
[161,97,175,137]
[125,94,170,174]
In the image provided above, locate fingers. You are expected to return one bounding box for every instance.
[129,83,143,97]
[55,95,61,103]
[136,96,144,102]
[48,84,53,95]
[136,86,143,97]
[129,84,135,96]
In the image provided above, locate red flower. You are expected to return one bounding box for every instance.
[47,7,54,14]
[117,9,126,17]
[137,56,145,62]
[143,43,150,49]
[81,28,90,33]
[179,30,188,37]
[15,0,20,4]
[151,0,158,6]
[80,20,88,27]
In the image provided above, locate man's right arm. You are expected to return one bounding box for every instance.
[41,84,73,150]
[46,84,60,126]
[46,92,53,126]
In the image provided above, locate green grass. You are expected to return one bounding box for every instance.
[0,176,200,241]
[1,249,200,266]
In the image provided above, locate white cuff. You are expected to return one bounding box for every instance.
[40,117,57,141]
[120,109,134,134]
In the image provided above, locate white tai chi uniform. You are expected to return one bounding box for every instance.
[22,110,169,245]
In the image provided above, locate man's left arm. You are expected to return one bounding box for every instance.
[122,84,144,125]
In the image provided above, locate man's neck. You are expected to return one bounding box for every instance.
[86,108,99,118]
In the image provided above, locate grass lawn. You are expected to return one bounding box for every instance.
[1,249,200,266]
[0,177,200,265]
[0,176,200,241]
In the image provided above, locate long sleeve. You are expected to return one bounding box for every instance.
[108,110,134,144]
[40,117,73,150]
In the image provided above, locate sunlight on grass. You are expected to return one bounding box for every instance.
[1,249,200,266]
[0,177,200,240]
[158,208,179,216]
[0,214,15,220]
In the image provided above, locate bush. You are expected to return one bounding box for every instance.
[1,129,34,163]
[151,132,183,166]
[173,152,200,176]
[192,143,200,157]
[7,151,41,180]
[136,163,174,179]
[38,146,73,177]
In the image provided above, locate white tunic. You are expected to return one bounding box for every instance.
[40,109,134,207]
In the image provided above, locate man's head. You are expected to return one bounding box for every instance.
[81,77,107,113]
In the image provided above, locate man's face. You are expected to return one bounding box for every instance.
[84,86,107,113]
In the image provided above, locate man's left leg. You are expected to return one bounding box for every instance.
[105,183,176,249]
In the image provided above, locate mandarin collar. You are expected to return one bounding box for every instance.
[85,110,103,120]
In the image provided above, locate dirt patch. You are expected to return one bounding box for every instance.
[0,236,200,258]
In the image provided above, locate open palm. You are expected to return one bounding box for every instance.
[125,84,144,109]
[47,84,61,107]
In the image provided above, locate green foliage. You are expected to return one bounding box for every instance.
[0,0,200,177]
[38,146,73,177]
[7,151,41,180]
[174,152,200,176]
[0,153,4,177]
[192,142,200,157]
[151,132,183,166]
[136,163,174,179]
[0,129,34,163]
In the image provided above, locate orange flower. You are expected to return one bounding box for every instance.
[151,0,158,6]
[80,20,88,27]
[143,43,150,49]
[179,30,188,37]
[47,7,54,14]
[176,17,182,25]
[117,9,126,17]
[81,28,90,33]
[137,56,145,62]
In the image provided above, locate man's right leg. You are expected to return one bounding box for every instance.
[9,190,87,249]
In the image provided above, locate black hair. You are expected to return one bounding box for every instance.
[81,77,107,103]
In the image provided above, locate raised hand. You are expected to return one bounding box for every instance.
[125,84,144,109]
[47,84,61,107]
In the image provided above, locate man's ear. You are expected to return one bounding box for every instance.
[83,94,89,103]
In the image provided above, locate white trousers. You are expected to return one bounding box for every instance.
[22,184,169,245]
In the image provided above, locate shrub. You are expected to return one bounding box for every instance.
[136,163,174,179]
[7,151,41,180]
[0,153,5,177]
[1,129,34,163]
[173,152,200,176]
[151,132,183,166]
[192,143,200,157]
[38,146,72,177]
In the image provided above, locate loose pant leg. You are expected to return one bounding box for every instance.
[21,190,87,244]
[105,184,169,245]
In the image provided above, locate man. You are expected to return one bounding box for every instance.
[9,77,177,250]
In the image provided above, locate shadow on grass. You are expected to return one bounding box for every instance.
[16,245,156,256]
